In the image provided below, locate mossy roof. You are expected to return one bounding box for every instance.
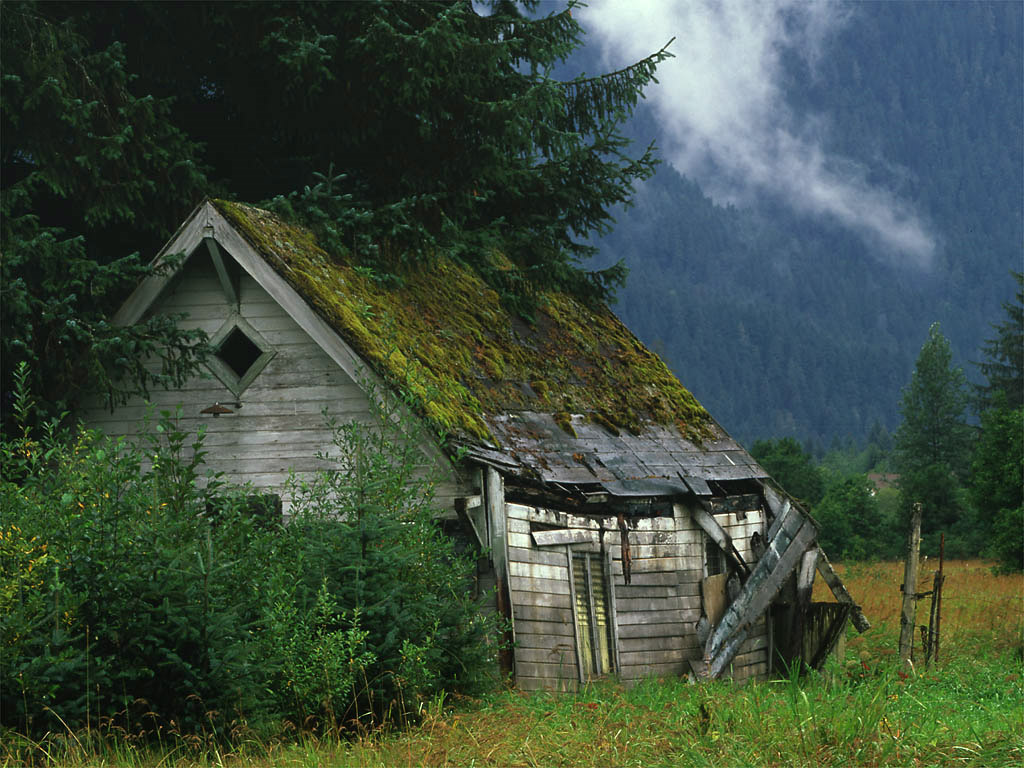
[213,199,712,449]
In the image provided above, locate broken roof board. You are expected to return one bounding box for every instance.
[476,411,766,489]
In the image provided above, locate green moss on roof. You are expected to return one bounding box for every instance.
[214,199,710,444]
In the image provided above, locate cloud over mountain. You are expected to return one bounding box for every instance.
[581,1,936,266]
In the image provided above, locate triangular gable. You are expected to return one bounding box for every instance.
[115,200,375,392]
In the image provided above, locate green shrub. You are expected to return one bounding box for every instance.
[1,366,496,738]
[258,397,497,727]
[1,403,262,735]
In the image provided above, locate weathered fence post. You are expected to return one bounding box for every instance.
[934,533,944,663]
[899,503,922,665]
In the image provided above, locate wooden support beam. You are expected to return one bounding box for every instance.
[815,547,871,632]
[704,512,817,679]
[205,236,239,308]
[693,503,750,578]
[764,494,793,541]
[796,549,819,608]
[485,467,514,676]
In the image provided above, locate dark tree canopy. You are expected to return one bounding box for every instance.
[750,437,825,508]
[1,0,669,422]
[1,4,210,417]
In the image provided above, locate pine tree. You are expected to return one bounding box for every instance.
[2,1,671,422]
[975,272,1023,411]
[970,272,1024,570]
[1,3,210,424]
[54,1,670,305]
[750,437,825,508]
[894,323,972,542]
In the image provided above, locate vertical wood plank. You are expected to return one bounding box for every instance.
[486,467,514,675]
[605,547,622,675]
[584,555,602,675]
[566,546,585,683]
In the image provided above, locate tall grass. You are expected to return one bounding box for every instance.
[822,559,1024,660]
[4,561,1021,767]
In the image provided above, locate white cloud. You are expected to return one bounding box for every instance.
[579,0,936,267]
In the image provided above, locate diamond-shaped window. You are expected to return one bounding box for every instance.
[207,316,275,396]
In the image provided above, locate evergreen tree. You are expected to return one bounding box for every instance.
[46,1,669,303]
[750,437,825,508]
[813,475,892,562]
[975,272,1024,411]
[1,3,210,422]
[894,323,972,544]
[2,1,670,421]
[970,398,1023,571]
[970,273,1024,571]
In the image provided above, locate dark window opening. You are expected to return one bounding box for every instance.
[216,327,262,379]
[706,538,727,576]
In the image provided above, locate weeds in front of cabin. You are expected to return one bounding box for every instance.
[4,495,1020,768]
[0,365,496,762]
[4,592,1021,767]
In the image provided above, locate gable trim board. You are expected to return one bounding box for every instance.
[94,198,867,687]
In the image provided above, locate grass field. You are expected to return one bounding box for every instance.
[5,560,1022,767]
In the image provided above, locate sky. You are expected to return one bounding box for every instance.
[578,0,937,268]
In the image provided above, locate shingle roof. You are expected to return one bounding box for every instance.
[213,199,767,489]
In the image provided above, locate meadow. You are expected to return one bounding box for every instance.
[4,559,1021,768]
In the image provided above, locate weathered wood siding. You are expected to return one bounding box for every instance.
[608,508,697,683]
[504,498,770,689]
[506,503,581,692]
[82,251,473,511]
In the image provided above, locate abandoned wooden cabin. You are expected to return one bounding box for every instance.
[86,199,869,689]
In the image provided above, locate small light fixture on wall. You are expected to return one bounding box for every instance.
[200,403,235,417]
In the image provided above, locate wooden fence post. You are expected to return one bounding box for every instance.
[934,533,945,663]
[899,503,922,666]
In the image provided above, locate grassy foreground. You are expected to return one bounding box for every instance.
[4,560,1022,768]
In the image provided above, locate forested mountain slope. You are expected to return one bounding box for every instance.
[595,2,1021,450]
